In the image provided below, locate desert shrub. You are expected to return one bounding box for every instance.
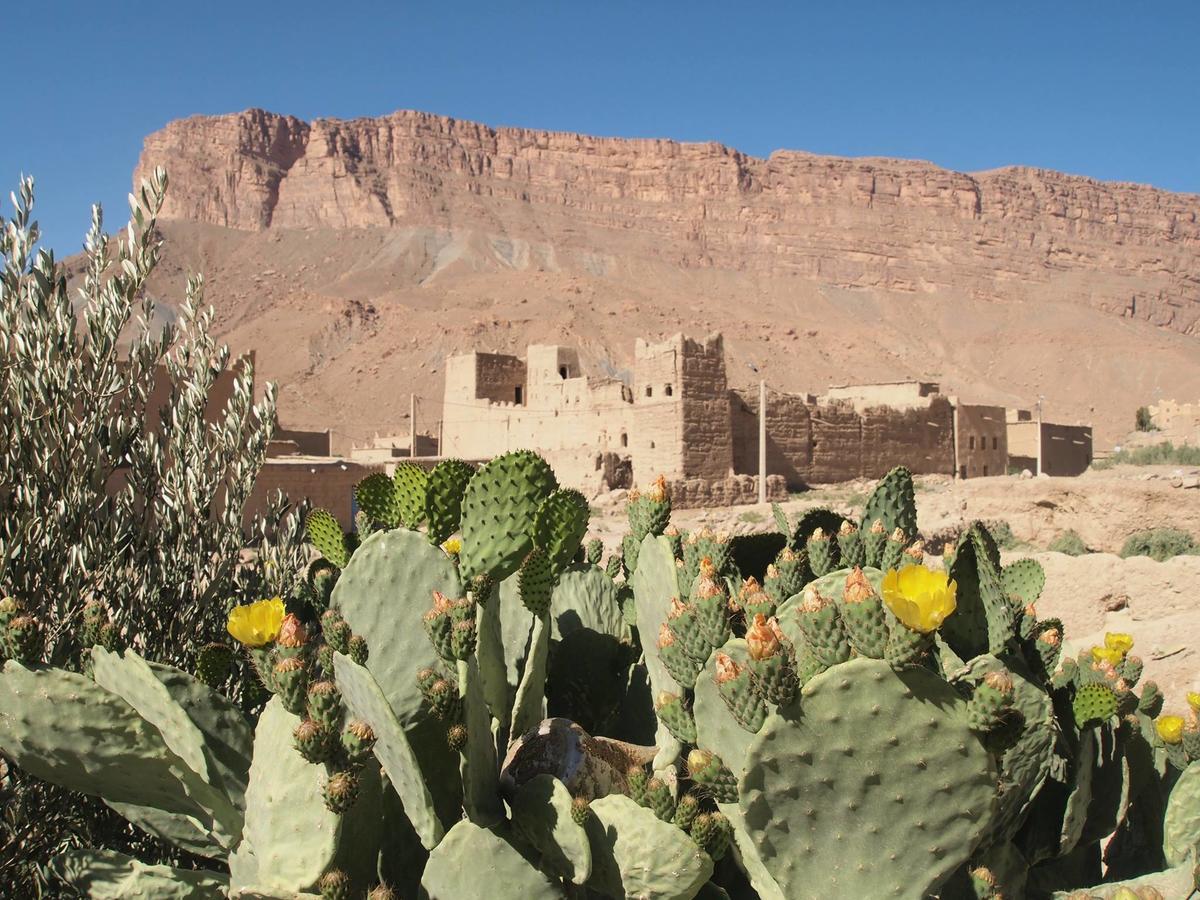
[0,172,309,893]
[925,518,1019,552]
[1135,405,1157,432]
[1048,529,1088,556]
[1119,527,1199,562]
[1094,442,1200,469]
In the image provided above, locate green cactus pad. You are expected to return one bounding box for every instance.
[425,458,475,545]
[771,502,791,537]
[459,450,557,581]
[49,849,228,899]
[333,655,444,850]
[391,462,429,529]
[91,649,247,837]
[533,488,590,575]
[355,473,401,529]
[942,525,1012,661]
[421,820,563,900]
[631,535,687,754]
[585,538,604,566]
[510,774,592,884]
[1001,558,1045,608]
[0,661,235,855]
[860,465,918,539]
[306,508,351,569]
[227,698,342,896]
[1164,757,1200,865]
[655,693,698,744]
[584,794,714,900]
[739,658,997,899]
[550,564,627,642]
[518,548,554,618]
[789,508,847,552]
[1073,683,1117,727]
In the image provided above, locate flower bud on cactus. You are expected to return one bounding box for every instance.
[673,791,702,831]
[320,609,351,654]
[294,718,335,764]
[643,777,676,821]
[864,518,888,568]
[450,618,477,660]
[690,812,733,860]
[367,885,397,900]
[347,634,369,665]
[195,642,234,688]
[318,869,352,900]
[837,520,867,568]
[967,670,1014,733]
[687,749,737,803]
[427,678,461,720]
[796,585,852,667]
[570,795,592,827]
[446,723,468,753]
[276,613,308,650]
[342,720,376,763]
[323,770,360,814]
[1139,681,1165,717]
[626,765,649,804]
[470,573,496,605]
[307,680,343,730]
[656,621,703,687]
[273,656,309,715]
[423,592,456,660]
[655,692,698,744]
[746,614,780,661]
[805,527,836,577]
[880,526,908,572]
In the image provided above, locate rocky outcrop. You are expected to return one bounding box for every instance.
[136,108,1200,336]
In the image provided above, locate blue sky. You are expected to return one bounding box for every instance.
[8,1,1199,254]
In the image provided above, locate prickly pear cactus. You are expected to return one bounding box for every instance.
[425,458,475,545]
[859,465,917,539]
[459,450,558,581]
[738,659,998,899]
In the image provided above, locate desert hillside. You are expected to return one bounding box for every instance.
[121,109,1200,448]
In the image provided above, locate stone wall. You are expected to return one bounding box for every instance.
[247,458,385,529]
[678,335,734,480]
[1006,420,1094,476]
[955,404,1008,478]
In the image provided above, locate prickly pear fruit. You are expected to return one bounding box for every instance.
[585,538,604,566]
[736,577,776,620]
[673,791,702,831]
[446,723,468,753]
[1139,681,1165,717]
[840,567,888,659]
[967,670,1014,733]
[764,547,808,608]
[864,518,887,568]
[273,656,309,715]
[5,615,44,663]
[837,520,866,569]
[691,559,732,648]
[643,777,676,822]
[689,811,733,860]
[321,609,351,654]
[655,692,698,744]
[318,868,352,900]
[746,615,798,707]
[294,718,336,764]
[323,770,360,814]
[626,765,649,805]
[667,599,713,664]
[714,651,768,733]
[795,585,852,667]
[571,795,592,826]
[347,634,369,665]
[195,642,234,688]
[880,527,908,572]
[342,720,376,764]
[423,592,455,661]
[1119,654,1144,687]
[806,527,837,578]
[307,679,343,731]
[656,624,704,688]
[687,749,737,804]
[426,678,461,720]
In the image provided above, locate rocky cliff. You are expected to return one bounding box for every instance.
[124,109,1200,448]
[137,108,1199,335]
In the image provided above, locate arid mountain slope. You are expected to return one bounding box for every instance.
[128,109,1200,447]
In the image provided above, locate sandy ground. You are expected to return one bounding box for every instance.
[590,464,1200,703]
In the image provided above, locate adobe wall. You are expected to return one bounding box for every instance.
[275,427,334,456]
[632,337,686,481]
[824,381,940,411]
[955,404,1008,478]
[1042,423,1093,476]
[678,334,734,480]
[731,390,954,486]
[246,458,386,530]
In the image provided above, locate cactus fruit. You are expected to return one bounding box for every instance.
[713,652,768,733]
[307,680,343,731]
[656,624,704,688]
[626,766,649,805]
[764,547,808,608]
[689,812,733,860]
[687,749,737,803]
[1073,683,1118,727]
[323,770,359,814]
[585,538,604,566]
[570,795,592,827]
[837,520,866,569]
[795,584,852,667]
[642,777,676,821]
[806,528,837,578]
[691,559,732,648]
[879,527,909,572]
[450,618,477,661]
[5,615,44,663]
[864,518,888,568]
[667,598,714,664]
[627,475,672,540]
[1140,681,1165,717]
[341,720,376,764]
[655,692,699,744]
[446,723,468,753]
[194,642,233,688]
[318,869,352,900]
[735,577,776,620]
[1035,626,1062,676]
[321,609,351,653]
[422,592,456,661]
[273,657,309,715]
[683,528,733,585]
[518,548,553,617]
[367,885,397,900]
[425,678,461,720]
[745,615,798,707]
[604,554,623,580]
[967,670,1015,732]
[347,634,368,666]
[839,567,889,659]
[673,791,702,831]
[294,718,336,764]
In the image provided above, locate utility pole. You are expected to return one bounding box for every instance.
[410,393,417,459]
[758,380,767,504]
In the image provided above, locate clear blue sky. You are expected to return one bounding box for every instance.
[8,0,1199,254]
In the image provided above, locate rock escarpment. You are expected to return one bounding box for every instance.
[136,108,1200,335]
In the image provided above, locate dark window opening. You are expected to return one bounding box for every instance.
[514,386,523,404]
[960,465,967,479]
[645,386,653,398]
[983,465,989,476]
[992,436,998,450]
[559,366,568,379]
[620,432,628,448]
[650,441,656,449]
[969,436,975,450]
[665,384,673,396]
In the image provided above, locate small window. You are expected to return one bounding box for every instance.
[992,436,998,450]
[650,441,656,449]
[983,465,989,476]
[969,436,975,450]
[665,384,673,396]
[559,366,568,379]
[515,386,523,404]
[645,386,653,398]
[620,432,628,448]
[960,465,967,479]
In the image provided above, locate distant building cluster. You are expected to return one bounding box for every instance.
[248,333,1093,526]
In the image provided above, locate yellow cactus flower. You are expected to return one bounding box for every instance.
[1157,715,1185,745]
[1188,692,1200,713]
[1104,632,1134,656]
[881,565,957,634]
[226,597,286,647]
[1091,646,1124,667]
[441,537,462,556]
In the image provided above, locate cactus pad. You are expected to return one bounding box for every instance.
[425,458,475,545]
[420,820,563,900]
[355,473,401,529]
[1073,683,1118,727]
[532,487,590,575]
[459,450,557,581]
[306,508,351,569]
[1001,558,1045,608]
[391,463,428,529]
[860,465,918,539]
[739,658,997,899]
[510,774,592,884]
